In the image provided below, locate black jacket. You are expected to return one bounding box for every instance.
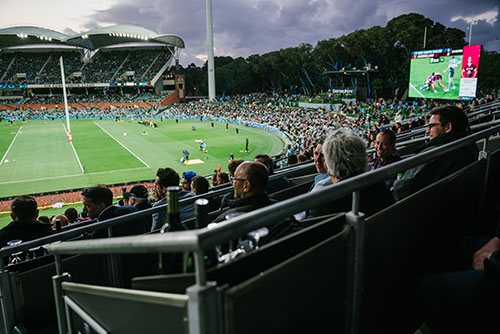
[213,193,276,223]
[92,205,146,239]
[0,219,53,248]
[392,132,477,201]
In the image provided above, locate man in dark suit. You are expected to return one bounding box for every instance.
[0,196,53,248]
[82,185,146,238]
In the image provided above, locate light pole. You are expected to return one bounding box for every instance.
[468,20,477,46]
[206,0,216,101]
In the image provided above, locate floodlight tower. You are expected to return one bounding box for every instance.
[206,0,216,101]
[468,20,477,45]
[59,57,72,142]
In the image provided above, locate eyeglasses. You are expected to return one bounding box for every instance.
[427,122,442,129]
[230,176,247,182]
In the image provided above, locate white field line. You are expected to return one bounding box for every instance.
[0,166,149,185]
[62,123,84,174]
[409,83,426,99]
[0,126,22,167]
[93,122,151,168]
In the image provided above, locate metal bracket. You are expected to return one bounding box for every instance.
[187,281,221,334]
[53,273,71,334]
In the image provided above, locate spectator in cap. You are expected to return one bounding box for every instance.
[124,185,153,231]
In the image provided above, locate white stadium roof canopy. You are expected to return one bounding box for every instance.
[0,24,185,50]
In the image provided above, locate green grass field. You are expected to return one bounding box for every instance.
[0,118,285,199]
[408,55,461,100]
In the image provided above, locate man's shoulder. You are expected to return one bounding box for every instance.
[114,206,138,214]
[99,205,137,220]
[180,191,196,200]
[152,198,166,207]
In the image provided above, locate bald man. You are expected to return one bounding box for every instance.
[213,161,276,223]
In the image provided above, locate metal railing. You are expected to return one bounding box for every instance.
[42,120,500,334]
[48,123,500,266]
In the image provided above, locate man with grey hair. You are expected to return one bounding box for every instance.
[321,128,394,217]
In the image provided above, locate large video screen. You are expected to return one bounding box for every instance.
[408,45,481,100]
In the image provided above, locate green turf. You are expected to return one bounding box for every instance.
[0,118,285,198]
[408,55,461,100]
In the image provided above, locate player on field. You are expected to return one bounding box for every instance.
[420,74,435,92]
[443,56,461,90]
[432,72,447,92]
[461,56,477,78]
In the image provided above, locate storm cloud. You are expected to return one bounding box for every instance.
[81,0,499,65]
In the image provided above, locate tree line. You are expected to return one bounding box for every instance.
[178,13,500,99]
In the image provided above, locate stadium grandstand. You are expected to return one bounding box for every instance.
[1,21,500,334]
[0,94,498,333]
[0,25,186,107]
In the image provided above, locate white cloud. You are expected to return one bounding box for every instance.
[196,54,208,62]
[451,7,498,25]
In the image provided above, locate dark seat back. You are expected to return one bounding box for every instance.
[361,159,487,334]
[62,281,188,334]
[132,213,347,293]
[224,226,351,334]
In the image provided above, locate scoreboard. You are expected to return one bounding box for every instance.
[408,45,481,100]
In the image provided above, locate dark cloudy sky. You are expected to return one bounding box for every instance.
[1,0,498,65]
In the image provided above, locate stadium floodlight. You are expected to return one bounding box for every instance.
[468,20,477,46]
[206,0,216,101]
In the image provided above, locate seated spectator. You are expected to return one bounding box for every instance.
[371,129,401,188]
[392,105,476,201]
[124,185,153,231]
[228,159,245,177]
[311,136,332,189]
[219,160,245,210]
[297,154,307,162]
[64,207,79,224]
[287,154,298,166]
[211,173,218,187]
[181,171,197,191]
[320,128,394,216]
[213,161,275,223]
[255,154,290,193]
[217,172,230,185]
[418,232,500,333]
[191,176,209,195]
[0,196,53,248]
[51,214,70,230]
[38,216,50,224]
[151,168,195,231]
[120,190,130,207]
[295,136,333,220]
[82,185,146,238]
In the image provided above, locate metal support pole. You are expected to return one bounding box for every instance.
[479,137,490,215]
[53,254,71,334]
[106,227,121,287]
[187,280,220,334]
[469,21,473,46]
[0,262,15,334]
[206,0,216,101]
[346,190,366,334]
[423,26,427,49]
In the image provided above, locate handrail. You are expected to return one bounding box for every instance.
[47,123,500,256]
